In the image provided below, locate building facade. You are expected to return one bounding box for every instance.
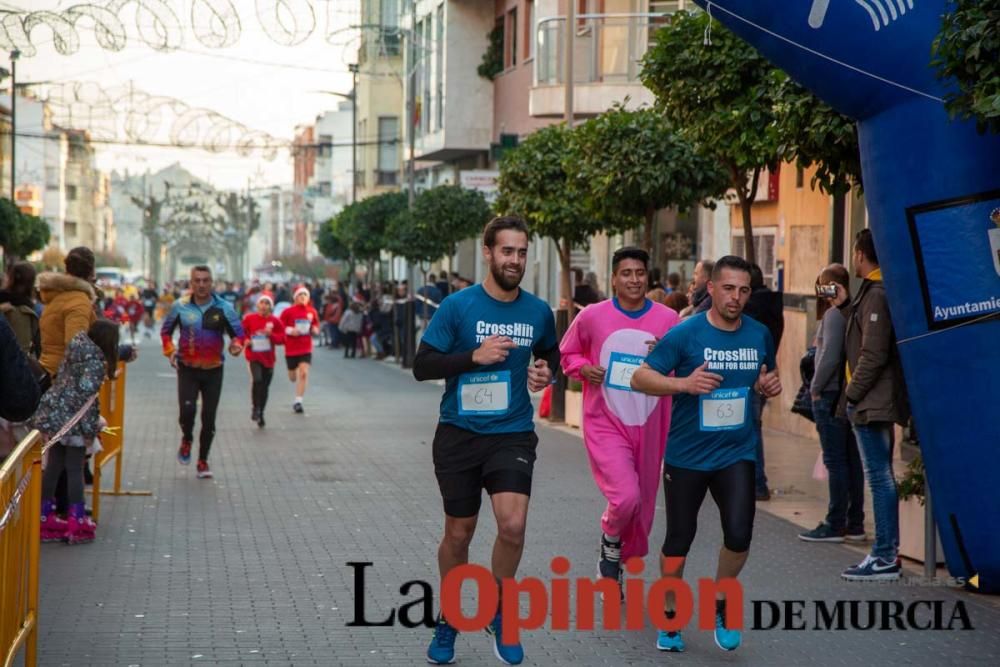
[355,0,405,203]
[291,125,316,256]
[63,129,115,253]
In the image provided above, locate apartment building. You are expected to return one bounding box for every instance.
[355,0,405,203]
[63,129,115,252]
[312,102,354,223]
[485,1,697,301]
[291,125,316,256]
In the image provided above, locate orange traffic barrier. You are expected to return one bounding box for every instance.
[90,362,151,522]
[0,430,42,667]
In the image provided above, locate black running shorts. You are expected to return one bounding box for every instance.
[285,353,312,371]
[432,422,538,518]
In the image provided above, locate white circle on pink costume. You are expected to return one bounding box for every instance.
[599,328,662,426]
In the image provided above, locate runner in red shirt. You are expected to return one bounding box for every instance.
[241,294,285,428]
[279,285,320,414]
[124,295,145,344]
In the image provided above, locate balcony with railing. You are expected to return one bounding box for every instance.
[531,11,672,117]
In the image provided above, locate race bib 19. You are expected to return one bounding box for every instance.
[605,352,644,392]
[699,387,749,431]
[250,334,271,352]
[458,370,511,416]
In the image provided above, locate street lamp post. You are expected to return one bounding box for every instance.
[349,63,359,205]
[10,49,19,201]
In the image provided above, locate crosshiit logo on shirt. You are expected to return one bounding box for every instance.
[703,347,760,371]
[475,320,535,347]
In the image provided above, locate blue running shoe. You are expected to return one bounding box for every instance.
[656,630,685,652]
[841,554,901,581]
[714,611,741,651]
[487,612,524,665]
[426,617,458,664]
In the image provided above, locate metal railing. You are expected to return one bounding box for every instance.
[535,13,672,87]
[0,430,42,667]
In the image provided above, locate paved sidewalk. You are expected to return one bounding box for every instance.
[36,345,1000,666]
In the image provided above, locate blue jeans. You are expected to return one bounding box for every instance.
[752,393,768,493]
[813,391,865,532]
[850,417,899,561]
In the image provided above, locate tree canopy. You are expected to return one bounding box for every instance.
[569,104,728,250]
[332,191,407,262]
[497,122,636,307]
[932,0,1000,134]
[387,184,492,265]
[0,197,51,261]
[317,217,351,262]
[771,70,863,197]
[641,9,781,265]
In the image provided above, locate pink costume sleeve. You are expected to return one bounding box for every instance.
[559,308,591,381]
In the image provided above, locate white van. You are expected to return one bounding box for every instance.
[95,267,125,290]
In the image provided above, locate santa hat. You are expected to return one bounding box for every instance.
[257,293,274,307]
[294,285,310,300]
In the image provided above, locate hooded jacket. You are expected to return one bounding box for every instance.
[838,273,910,426]
[31,331,107,442]
[0,289,40,357]
[38,272,97,376]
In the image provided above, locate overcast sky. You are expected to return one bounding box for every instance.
[10,0,359,190]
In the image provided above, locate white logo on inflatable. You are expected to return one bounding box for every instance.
[808,0,915,32]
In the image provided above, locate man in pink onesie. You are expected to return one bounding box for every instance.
[560,247,680,596]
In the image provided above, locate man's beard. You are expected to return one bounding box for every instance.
[490,260,524,292]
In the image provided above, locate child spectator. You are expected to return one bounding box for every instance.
[339,302,364,359]
[34,320,119,544]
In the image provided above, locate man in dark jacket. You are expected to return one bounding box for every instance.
[743,264,785,500]
[835,229,909,582]
[681,259,714,317]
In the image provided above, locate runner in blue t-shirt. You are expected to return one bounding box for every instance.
[413,216,558,666]
[632,255,782,654]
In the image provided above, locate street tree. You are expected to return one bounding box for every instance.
[317,218,350,259]
[317,217,354,280]
[569,104,728,252]
[0,198,51,263]
[771,71,863,197]
[273,254,328,282]
[386,184,491,265]
[130,191,166,281]
[641,9,781,265]
[497,123,636,314]
[333,192,407,274]
[216,191,260,279]
[932,0,1000,135]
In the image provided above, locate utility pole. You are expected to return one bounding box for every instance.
[10,49,19,201]
[407,3,417,209]
[551,3,576,423]
[142,171,148,278]
[349,63,359,204]
[245,176,252,281]
[564,2,574,128]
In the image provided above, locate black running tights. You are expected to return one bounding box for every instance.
[177,364,224,462]
[661,460,756,557]
[250,361,274,414]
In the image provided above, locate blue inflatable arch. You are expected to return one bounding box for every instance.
[691,0,1000,592]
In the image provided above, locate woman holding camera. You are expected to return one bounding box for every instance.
[799,264,867,543]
